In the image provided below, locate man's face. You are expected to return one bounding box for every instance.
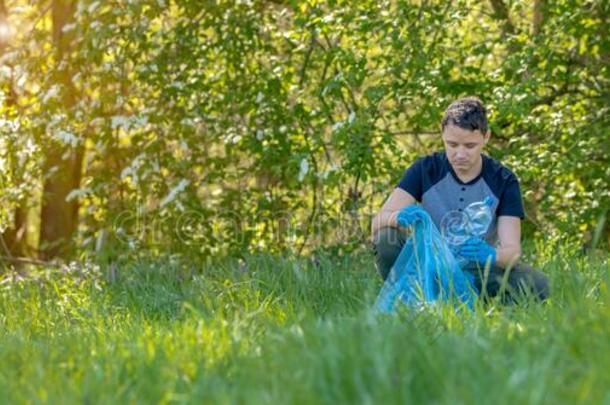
[442,124,490,174]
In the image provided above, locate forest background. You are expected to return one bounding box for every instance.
[1,0,609,264]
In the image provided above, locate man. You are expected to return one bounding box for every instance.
[371,97,550,302]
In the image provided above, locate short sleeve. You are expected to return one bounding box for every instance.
[498,176,525,219]
[397,158,424,201]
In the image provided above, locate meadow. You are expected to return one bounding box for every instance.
[1,243,608,404]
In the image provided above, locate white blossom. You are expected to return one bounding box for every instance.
[65,188,93,202]
[298,158,309,181]
[54,130,79,147]
[160,179,190,208]
[111,115,129,130]
[42,85,60,104]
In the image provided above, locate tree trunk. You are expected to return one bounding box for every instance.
[0,0,30,263]
[38,0,84,260]
[1,206,27,258]
[533,0,548,36]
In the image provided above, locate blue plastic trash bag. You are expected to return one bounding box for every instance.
[375,205,478,313]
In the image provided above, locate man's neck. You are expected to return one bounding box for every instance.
[453,155,483,183]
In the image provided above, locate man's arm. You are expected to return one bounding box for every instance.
[495,215,522,268]
[370,188,416,240]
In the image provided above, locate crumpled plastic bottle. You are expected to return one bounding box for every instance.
[440,196,494,267]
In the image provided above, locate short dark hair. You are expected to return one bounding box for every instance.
[441,97,488,134]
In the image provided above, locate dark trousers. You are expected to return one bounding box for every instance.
[372,227,550,302]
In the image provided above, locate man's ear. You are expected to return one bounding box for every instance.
[484,130,491,144]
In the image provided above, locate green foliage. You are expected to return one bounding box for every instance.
[0,0,608,258]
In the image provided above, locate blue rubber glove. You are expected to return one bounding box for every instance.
[459,237,497,267]
[396,205,419,228]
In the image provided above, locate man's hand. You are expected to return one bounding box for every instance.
[371,188,417,239]
[459,236,497,267]
[396,205,419,228]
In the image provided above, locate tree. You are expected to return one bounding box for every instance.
[38,0,84,259]
[1,0,608,263]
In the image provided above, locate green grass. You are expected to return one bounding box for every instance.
[1,245,609,404]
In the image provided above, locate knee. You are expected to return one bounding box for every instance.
[373,227,405,259]
[374,226,402,247]
[531,270,551,301]
[372,227,405,280]
[514,265,551,301]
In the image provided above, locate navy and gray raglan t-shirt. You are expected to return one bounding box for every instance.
[397,151,524,245]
